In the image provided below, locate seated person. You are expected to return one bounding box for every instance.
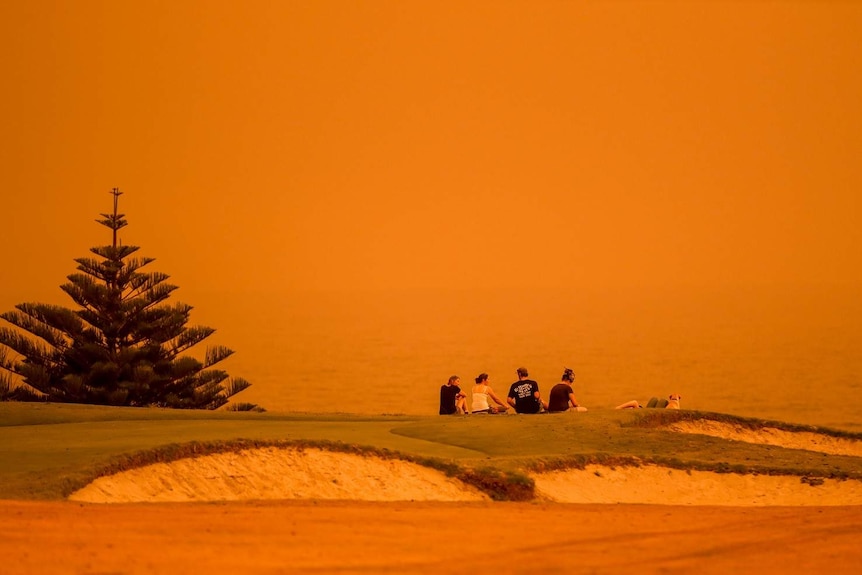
[506,367,548,414]
[439,375,468,415]
[471,373,509,413]
[547,368,587,413]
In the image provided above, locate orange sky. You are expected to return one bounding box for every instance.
[2,1,861,305]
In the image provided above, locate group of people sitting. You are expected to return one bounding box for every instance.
[439,367,587,415]
[439,367,681,415]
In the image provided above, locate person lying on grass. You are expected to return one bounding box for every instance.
[616,393,681,409]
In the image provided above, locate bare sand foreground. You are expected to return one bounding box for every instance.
[3,500,862,575]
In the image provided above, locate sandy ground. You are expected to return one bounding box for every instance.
[3,499,862,575]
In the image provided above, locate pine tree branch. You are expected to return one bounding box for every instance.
[2,304,82,349]
[166,327,218,358]
[223,376,251,397]
[114,257,156,287]
[206,396,229,410]
[0,345,20,375]
[204,345,234,368]
[170,356,204,380]
[122,270,169,301]
[97,211,128,230]
[77,309,107,333]
[17,361,57,392]
[0,369,14,399]
[196,369,229,389]
[61,276,109,314]
[90,245,140,260]
[195,373,230,409]
[135,304,192,344]
[143,283,180,308]
[73,255,137,285]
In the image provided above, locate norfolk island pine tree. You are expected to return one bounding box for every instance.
[0,189,260,411]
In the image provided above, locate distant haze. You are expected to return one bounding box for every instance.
[1,2,860,425]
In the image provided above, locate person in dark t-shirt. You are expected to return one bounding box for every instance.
[506,367,548,414]
[547,368,587,413]
[439,375,468,415]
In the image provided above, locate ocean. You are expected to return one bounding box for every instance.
[197,283,862,431]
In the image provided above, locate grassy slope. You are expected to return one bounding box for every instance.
[1,403,861,500]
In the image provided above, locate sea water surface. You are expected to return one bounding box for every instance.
[194,284,861,431]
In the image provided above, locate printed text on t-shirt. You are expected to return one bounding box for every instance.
[514,383,533,398]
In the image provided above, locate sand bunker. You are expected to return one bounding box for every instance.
[69,447,489,503]
[69,440,862,506]
[667,420,862,457]
[533,464,862,506]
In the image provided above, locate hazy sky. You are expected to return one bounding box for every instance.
[2,1,860,306]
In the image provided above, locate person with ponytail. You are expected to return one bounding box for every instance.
[470,373,509,414]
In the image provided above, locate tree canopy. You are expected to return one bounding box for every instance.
[0,189,260,410]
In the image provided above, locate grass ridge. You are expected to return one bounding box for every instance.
[526,452,862,482]
[628,409,862,440]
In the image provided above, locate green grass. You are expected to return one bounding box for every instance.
[1,402,861,501]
